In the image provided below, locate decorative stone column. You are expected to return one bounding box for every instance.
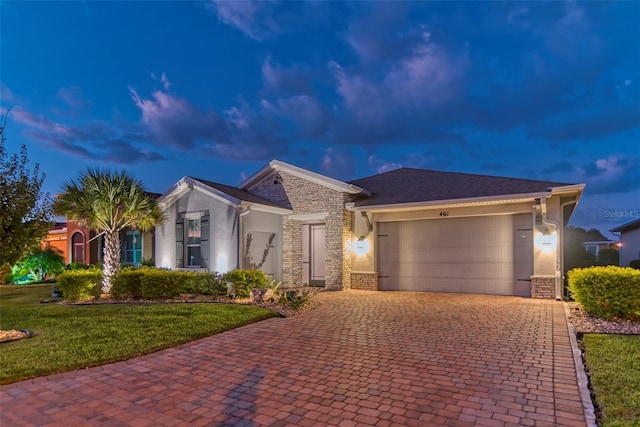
[531,275,556,299]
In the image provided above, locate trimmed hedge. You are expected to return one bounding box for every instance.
[139,270,192,299]
[185,272,228,296]
[111,269,147,299]
[59,268,238,301]
[57,271,103,302]
[568,266,640,320]
[223,269,269,298]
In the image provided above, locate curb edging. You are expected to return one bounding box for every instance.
[563,301,597,427]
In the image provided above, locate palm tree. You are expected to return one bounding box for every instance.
[53,168,164,293]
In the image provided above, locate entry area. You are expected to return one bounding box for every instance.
[302,223,326,287]
[377,213,533,296]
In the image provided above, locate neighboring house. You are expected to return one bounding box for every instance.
[155,160,585,299]
[611,218,640,267]
[43,221,154,266]
[42,222,68,260]
[581,241,617,260]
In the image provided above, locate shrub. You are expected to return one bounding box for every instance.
[66,262,94,271]
[629,259,640,270]
[185,272,228,296]
[275,288,317,310]
[57,270,102,302]
[20,247,66,281]
[141,257,155,267]
[111,269,147,299]
[568,266,640,320]
[223,269,269,298]
[139,270,190,299]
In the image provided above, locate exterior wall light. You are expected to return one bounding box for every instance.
[535,227,557,253]
[353,237,370,256]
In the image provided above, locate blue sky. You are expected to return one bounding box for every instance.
[1,1,638,238]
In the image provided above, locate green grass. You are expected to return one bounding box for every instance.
[0,284,278,385]
[581,334,640,427]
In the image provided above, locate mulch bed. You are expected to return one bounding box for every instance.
[566,302,640,335]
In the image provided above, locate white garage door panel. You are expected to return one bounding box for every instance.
[377,214,533,296]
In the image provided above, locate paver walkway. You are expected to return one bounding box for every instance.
[1,291,587,426]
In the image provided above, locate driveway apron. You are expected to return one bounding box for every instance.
[1,291,587,426]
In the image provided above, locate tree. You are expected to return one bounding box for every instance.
[53,168,164,293]
[0,115,53,266]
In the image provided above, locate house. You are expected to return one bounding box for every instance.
[611,218,640,267]
[581,240,617,260]
[43,221,154,266]
[155,160,585,299]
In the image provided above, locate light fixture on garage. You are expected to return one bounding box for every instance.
[536,227,557,253]
[353,238,370,255]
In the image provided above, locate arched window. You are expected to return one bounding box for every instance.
[72,232,85,264]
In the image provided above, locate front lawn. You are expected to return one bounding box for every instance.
[581,334,640,426]
[0,284,278,385]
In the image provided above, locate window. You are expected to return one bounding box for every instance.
[123,231,142,264]
[187,219,201,267]
[176,215,208,269]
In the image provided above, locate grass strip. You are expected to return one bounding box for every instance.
[581,334,640,427]
[0,284,278,384]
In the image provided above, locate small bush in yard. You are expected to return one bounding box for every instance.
[223,269,269,298]
[139,270,190,299]
[57,270,102,302]
[186,272,228,296]
[111,269,148,299]
[568,266,640,320]
[276,288,317,310]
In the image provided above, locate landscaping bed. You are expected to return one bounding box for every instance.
[566,299,640,427]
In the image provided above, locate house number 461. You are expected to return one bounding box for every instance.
[439,211,449,217]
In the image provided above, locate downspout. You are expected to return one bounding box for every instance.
[558,198,578,298]
[540,197,562,300]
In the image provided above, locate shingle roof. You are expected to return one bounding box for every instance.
[348,168,575,207]
[610,217,640,233]
[189,177,288,209]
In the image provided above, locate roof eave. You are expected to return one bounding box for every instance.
[239,201,293,215]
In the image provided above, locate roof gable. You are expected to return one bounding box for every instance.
[239,159,368,195]
[158,176,290,213]
[349,168,579,208]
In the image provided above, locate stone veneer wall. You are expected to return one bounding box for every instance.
[247,171,353,290]
[351,272,378,290]
[531,276,556,299]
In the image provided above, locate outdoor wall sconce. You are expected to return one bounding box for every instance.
[535,227,557,253]
[353,238,370,256]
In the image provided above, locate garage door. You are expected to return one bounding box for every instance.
[377,214,533,296]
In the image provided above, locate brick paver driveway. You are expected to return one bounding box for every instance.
[1,291,587,426]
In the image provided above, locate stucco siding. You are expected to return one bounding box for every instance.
[156,187,239,272]
[241,210,284,282]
